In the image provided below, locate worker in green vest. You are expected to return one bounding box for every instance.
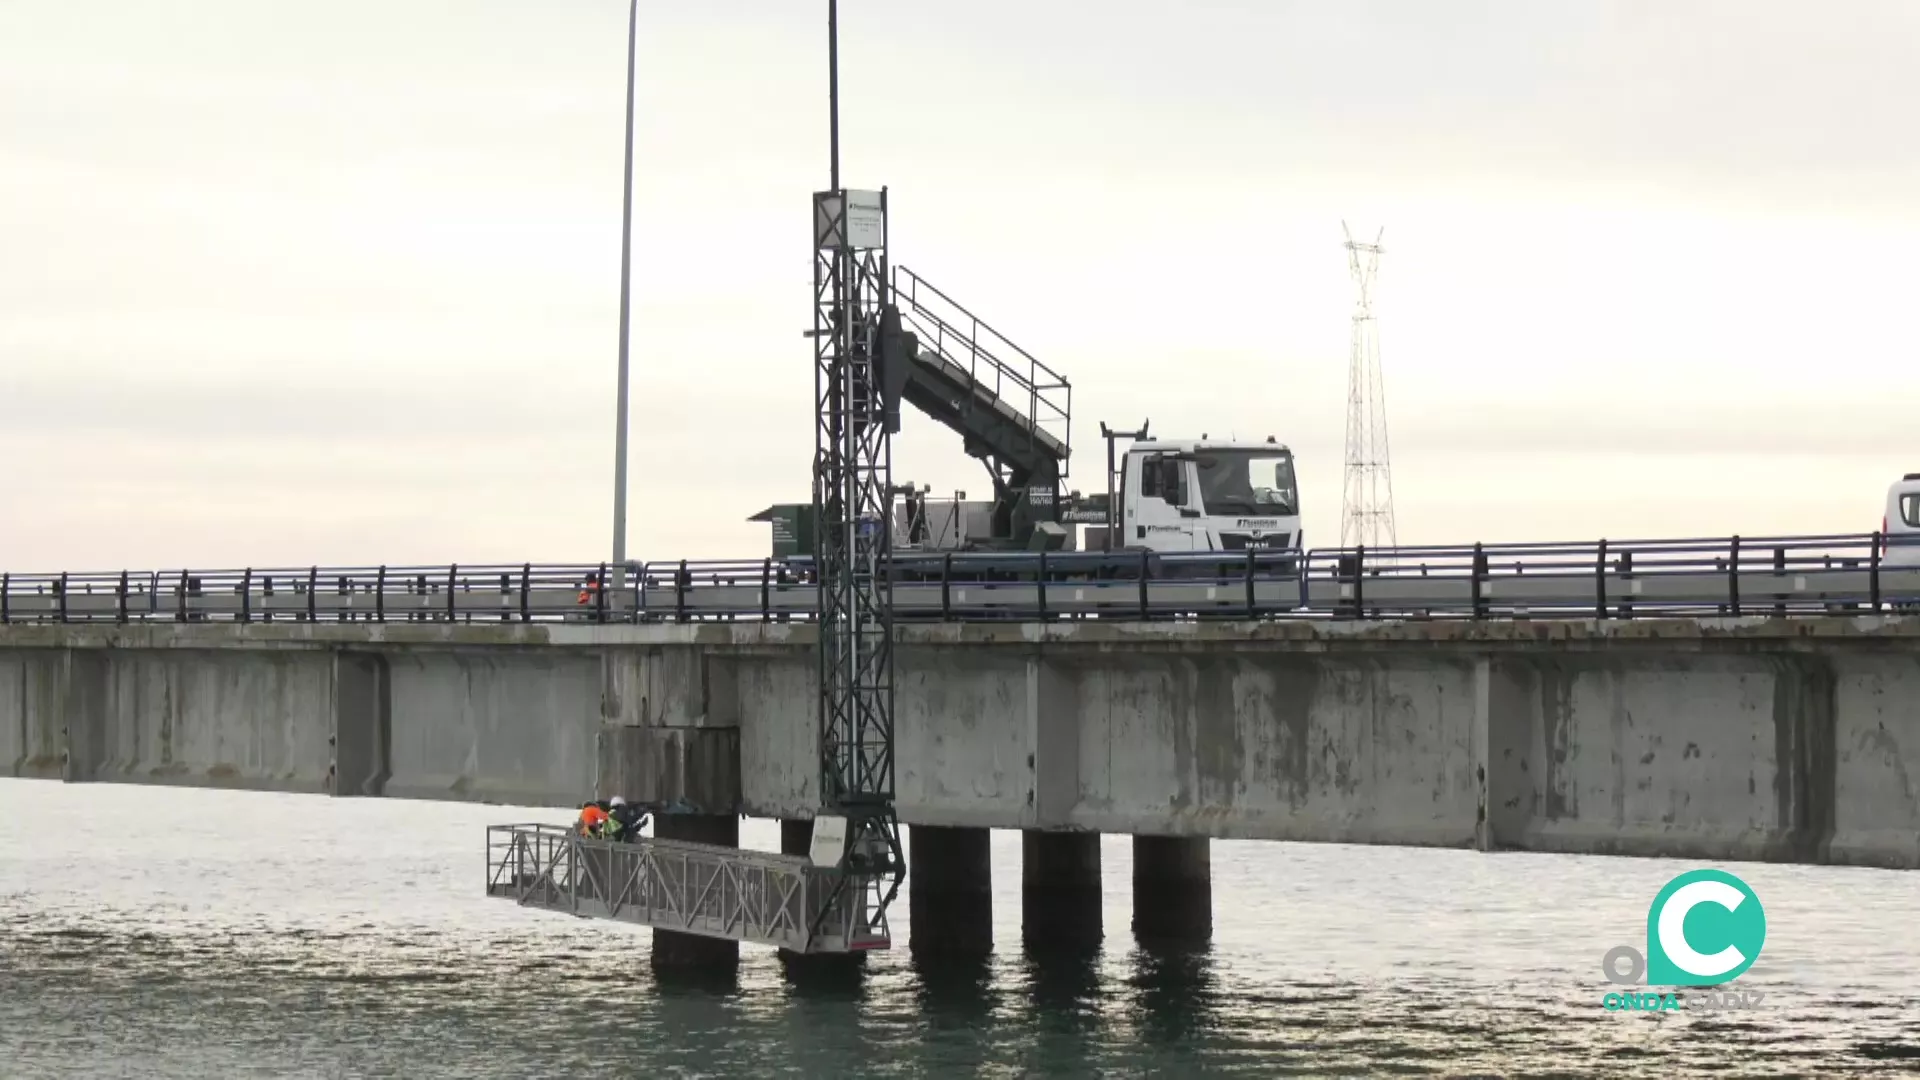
[607,796,649,842]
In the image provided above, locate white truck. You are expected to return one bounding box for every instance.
[771,435,1303,569]
[879,436,1305,562]
[1106,436,1303,555]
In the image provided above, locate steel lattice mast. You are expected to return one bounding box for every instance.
[807,0,903,942]
[1340,222,1398,553]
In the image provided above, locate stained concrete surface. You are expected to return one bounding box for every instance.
[3,616,1917,868]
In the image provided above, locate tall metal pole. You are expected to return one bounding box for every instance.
[611,0,638,589]
[828,0,839,191]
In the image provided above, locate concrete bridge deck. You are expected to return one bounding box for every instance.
[5,615,1918,870]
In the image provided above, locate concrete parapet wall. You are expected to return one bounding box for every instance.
[0,650,67,779]
[0,623,748,810]
[1073,654,1480,844]
[597,724,740,812]
[731,618,1920,868]
[1481,655,1822,861]
[1830,657,1920,868]
[380,650,600,805]
[2,617,1917,868]
[0,647,335,792]
[733,652,816,812]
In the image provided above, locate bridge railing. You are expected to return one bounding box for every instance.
[1302,532,1917,620]
[0,563,634,625]
[3,532,1916,625]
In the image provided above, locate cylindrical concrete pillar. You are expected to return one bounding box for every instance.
[773,816,868,972]
[1131,835,1210,943]
[909,824,992,956]
[650,813,741,972]
[1022,830,1101,947]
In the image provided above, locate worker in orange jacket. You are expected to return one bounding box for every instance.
[576,802,610,838]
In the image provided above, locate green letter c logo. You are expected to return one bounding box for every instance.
[1645,869,1767,987]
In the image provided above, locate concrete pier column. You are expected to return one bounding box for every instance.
[774,815,869,979]
[909,824,992,956]
[596,665,743,976]
[780,817,814,858]
[1022,830,1101,947]
[1131,835,1210,944]
[650,813,741,972]
[8,651,68,781]
[58,650,109,784]
[330,652,390,798]
[1768,656,1839,864]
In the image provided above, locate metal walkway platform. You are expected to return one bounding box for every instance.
[893,265,1072,473]
[483,824,890,954]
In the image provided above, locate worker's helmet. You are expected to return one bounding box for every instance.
[609,795,626,807]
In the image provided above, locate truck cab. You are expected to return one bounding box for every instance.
[1118,437,1303,555]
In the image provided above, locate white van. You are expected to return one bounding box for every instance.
[1884,474,1920,568]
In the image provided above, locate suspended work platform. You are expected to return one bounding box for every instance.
[484,824,891,954]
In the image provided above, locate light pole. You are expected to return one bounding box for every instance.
[610,0,637,589]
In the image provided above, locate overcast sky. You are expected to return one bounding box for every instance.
[4,0,1918,571]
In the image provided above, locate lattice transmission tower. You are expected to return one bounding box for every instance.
[1340,222,1398,553]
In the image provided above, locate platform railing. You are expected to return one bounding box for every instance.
[482,824,888,954]
[892,265,1072,469]
[4,532,1918,626]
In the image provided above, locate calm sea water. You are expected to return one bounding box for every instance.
[2,780,1917,1077]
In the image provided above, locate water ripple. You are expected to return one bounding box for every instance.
[4,780,1919,1077]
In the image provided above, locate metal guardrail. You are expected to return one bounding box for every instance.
[3,533,1918,626]
[483,824,887,953]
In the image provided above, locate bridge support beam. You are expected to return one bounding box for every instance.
[910,824,992,956]
[1131,835,1210,944]
[1022,830,1101,948]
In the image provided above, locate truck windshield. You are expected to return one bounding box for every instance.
[1195,451,1298,516]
